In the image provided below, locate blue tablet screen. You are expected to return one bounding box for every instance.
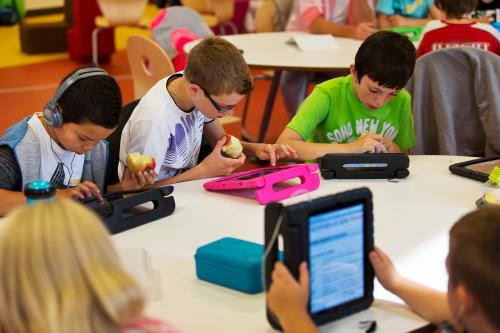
[309,203,365,314]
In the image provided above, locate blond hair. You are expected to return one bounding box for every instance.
[184,36,253,96]
[0,198,145,333]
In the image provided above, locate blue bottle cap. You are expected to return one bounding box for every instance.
[24,180,56,200]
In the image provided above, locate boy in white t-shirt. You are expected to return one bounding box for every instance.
[0,67,154,215]
[119,37,296,186]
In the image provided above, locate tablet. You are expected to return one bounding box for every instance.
[203,164,320,205]
[264,187,374,329]
[204,165,307,190]
[320,153,410,179]
[449,156,500,182]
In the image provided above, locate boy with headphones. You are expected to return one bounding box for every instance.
[276,31,417,160]
[0,67,154,215]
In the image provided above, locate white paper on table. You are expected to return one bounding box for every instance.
[287,34,340,51]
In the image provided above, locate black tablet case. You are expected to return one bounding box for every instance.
[320,153,410,179]
[82,186,175,234]
[264,188,374,330]
[449,156,500,182]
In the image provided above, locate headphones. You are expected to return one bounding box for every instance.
[43,67,110,128]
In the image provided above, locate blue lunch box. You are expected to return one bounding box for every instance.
[194,237,265,294]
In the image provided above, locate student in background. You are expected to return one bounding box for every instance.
[282,0,377,118]
[377,0,443,28]
[473,0,500,23]
[417,0,500,57]
[119,37,296,186]
[0,67,154,216]
[277,31,416,161]
[268,206,500,333]
[0,198,179,333]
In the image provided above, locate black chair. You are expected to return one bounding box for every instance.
[105,99,139,187]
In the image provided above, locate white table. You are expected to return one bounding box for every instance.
[113,155,483,332]
[185,32,363,142]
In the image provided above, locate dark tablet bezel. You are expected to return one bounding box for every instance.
[265,188,374,329]
[449,156,500,182]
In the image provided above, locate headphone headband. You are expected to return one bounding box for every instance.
[44,67,110,128]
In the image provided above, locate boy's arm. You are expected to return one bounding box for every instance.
[387,6,443,27]
[277,128,387,160]
[150,136,246,186]
[309,17,374,40]
[0,190,25,216]
[377,13,393,28]
[147,121,245,186]
[370,247,452,325]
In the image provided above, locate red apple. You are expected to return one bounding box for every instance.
[127,152,156,174]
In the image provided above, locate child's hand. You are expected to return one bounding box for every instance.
[369,247,404,293]
[200,136,246,177]
[57,181,103,201]
[354,22,375,40]
[350,133,387,153]
[381,137,401,153]
[267,262,309,320]
[254,143,298,166]
[120,168,156,191]
[388,15,410,27]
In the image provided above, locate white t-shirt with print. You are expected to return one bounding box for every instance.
[28,113,84,188]
[118,73,212,182]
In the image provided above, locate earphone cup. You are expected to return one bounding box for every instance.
[43,105,63,128]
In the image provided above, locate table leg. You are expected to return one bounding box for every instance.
[257,69,282,143]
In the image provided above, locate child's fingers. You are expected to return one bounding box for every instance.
[70,189,84,200]
[266,144,277,166]
[299,262,309,289]
[77,182,95,198]
[213,135,228,151]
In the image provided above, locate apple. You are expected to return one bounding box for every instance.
[221,134,243,159]
[127,152,156,174]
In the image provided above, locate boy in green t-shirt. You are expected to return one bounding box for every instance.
[277,31,417,161]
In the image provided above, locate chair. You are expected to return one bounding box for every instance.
[92,0,149,65]
[406,47,500,156]
[19,0,72,53]
[181,0,237,34]
[126,35,175,100]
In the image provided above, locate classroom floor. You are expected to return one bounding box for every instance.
[0,5,290,147]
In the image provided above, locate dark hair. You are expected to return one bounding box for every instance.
[184,37,253,96]
[449,206,500,330]
[57,67,122,129]
[435,0,478,19]
[354,31,416,90]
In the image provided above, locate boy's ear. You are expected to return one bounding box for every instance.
[350,65,358,83]
[187,83,200,96]
[455,284,477,317]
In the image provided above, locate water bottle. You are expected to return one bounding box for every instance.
[24,180,55,205]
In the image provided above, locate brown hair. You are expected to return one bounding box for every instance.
[448,206,500,330]
[0,199,144,333]
[184,36,253,96]
[435,0,478,19]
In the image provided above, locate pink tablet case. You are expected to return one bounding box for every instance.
[203,164,320,205]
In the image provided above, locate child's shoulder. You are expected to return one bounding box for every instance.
[315,75,352,92]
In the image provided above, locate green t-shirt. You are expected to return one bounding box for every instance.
[288,75,416,151]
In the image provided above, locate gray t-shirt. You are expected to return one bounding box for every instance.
[0,145,21,190]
